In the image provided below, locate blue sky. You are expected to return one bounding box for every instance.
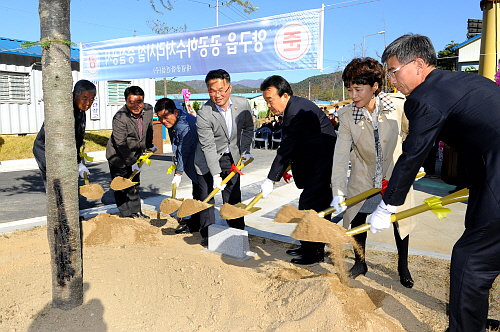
[1,0,482,84]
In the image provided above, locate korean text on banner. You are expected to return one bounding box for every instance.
[81,9,323,80]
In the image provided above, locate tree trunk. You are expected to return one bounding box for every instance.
[39,0,83,310]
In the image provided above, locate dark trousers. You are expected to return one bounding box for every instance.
[185,181,201,231]
[109,162,142,217]
[350,212,409,271]
[297,182,333,259]
[197,154,244,238]
[449,217,500,332]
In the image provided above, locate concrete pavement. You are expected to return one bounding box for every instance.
[0,144,466,259]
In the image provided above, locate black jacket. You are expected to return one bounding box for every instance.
[32,108,87,170]
[267,96,336,189]
[384,69,500,228]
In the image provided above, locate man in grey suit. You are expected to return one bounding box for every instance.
[194,69,254,246]
[106,86,157,219]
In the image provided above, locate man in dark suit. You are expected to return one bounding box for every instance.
[368,34,500,332]
[194,69,254,246]
[33,79,96,188]
[106,86,156,219]
[260,75,337,265]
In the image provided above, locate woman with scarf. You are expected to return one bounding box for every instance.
[330,57,415,288]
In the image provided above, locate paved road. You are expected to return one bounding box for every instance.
[0,146,467,257]
[0,148,279,223]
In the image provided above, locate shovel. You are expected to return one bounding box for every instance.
[79,172,105,200]
[78,144,105,200]
[177,157,254,218]
[219,192,263,220]
[159,182,185,214]
[286,188,469,276]
[346,188,469,236]
[110,152,154,191]
[274,188,382,223]
[220,165,292,220]
[274,170,427,223]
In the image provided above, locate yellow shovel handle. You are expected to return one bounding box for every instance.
[318,188,381,218]
[83,172,90,186]
[245,163,291,210]
[318,170,427,218]
[202,157,254,203]
[245,192,263,210]
[346,188,469,236]
[172,182,177,199]
[128,152,154,180]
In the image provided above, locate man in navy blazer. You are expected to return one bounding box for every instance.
[369,34,500,332]
[194,69,254,246]
[260,75,337,265]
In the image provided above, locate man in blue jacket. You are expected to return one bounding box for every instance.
[155,98,200,233]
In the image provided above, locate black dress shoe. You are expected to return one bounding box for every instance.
[175,225,193,234]
[398,268,414,288]
[286,247,303,256]
[291,255,324,265]
[349,260,368,279]
[133,212,150,220]
[200,237,208,246]
[400,276,414,288]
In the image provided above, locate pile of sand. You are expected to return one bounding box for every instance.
[1,210,499,331]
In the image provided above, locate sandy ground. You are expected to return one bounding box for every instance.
[1,210,499,332]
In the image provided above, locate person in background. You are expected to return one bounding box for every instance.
[194,69,254,246]
[33,79,96,188]
[260,75,336,265]
[252,104,259,118]
[273,116,283,133]
[373,34,500,331]
[253,115,261,130]
[330,57,415,288]
[261,116,274,130]
[106,86,157,219]
[155,98,200,234]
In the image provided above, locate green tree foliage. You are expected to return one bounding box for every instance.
[437,41,459,71]
[192,101,201,111]
[291,72,344,101]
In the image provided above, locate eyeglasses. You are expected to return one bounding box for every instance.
[208,85,231,96]
[387,59,415,78]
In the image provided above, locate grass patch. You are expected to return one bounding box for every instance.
[0,130,113,161]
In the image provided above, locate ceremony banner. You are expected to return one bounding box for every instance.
[80,9,323,80]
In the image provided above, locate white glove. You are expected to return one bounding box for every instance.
[330,195,347,213]
[261,178,274,198]
[172,174,182,186]
[367,200,397,233]
[78,162,89,178]
[147,145,158,153]
[213,174,226,190]
[241,153,253,163]
[132,163,142,173]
